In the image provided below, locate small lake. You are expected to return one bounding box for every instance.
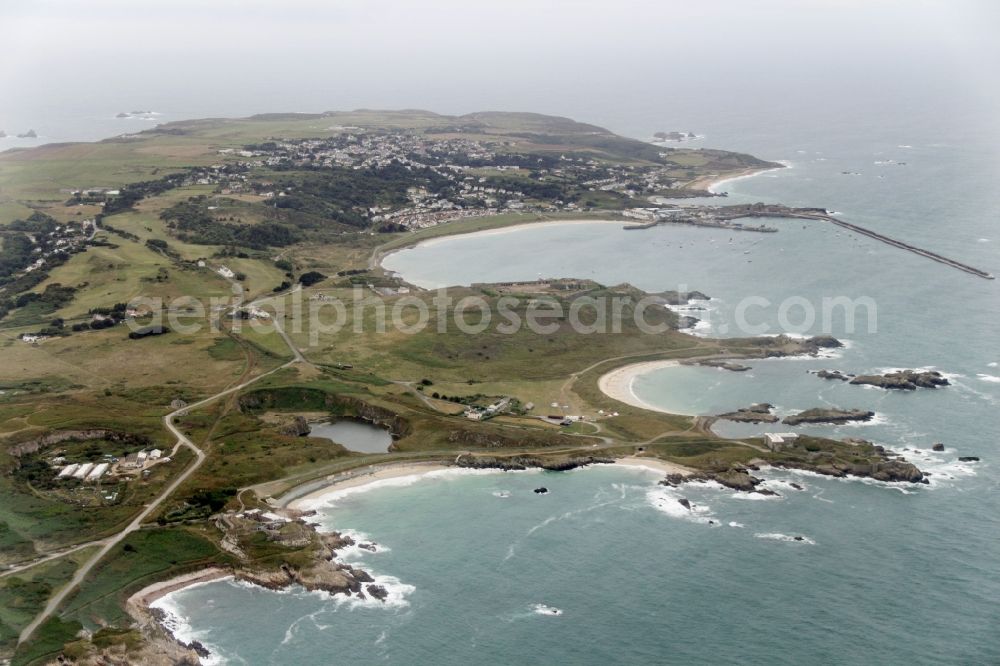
[308,420,393,453]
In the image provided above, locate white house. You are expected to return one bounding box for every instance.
[764,432,799,451]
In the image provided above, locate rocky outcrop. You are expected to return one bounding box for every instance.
[235,560,378,598]
[662,468,778,496]
[691,360,751,372]
[366,584,388,600]
[812,369,852,381]
[676,315,701,330]
[932,443,945,452]
[7,429,151,457]
[659,290,710,305]
[281,416,311,437]
[717,403,778,423]
[143,607,218,664]
[455,454,613,472]
[239,388,411,438]
[661,439,927,488]
[803,335,844,350]
[729,334,843,358]
[446,427,580,449]
[320,531,356,553]
[783,408,874,425]
[849,369,949,390]
[776,459,926,484]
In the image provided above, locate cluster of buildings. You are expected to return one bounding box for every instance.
[15,218,96,280]
[371,204,499,230]
[56,461,110,482]
[623,204,781,233]
[465,397,512,421]
[222,132,511,172]
[207,131,684,230]
[50,448,165,484]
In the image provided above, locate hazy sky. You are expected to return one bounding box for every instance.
[1,0,998,139]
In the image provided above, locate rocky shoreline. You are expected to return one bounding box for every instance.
[687,359,752,372]
[782,408,875,426]
[717,403,778,423]
[130,512,397,664]
[811,368,950,390]
[455,453,615,472]
[234,545,388,602]
[661,447,927,493]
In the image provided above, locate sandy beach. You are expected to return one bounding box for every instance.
[597,360,692,415]
[685,165,784,193]
[283,461,453,509]
[286,456,694,512]
[378,217,642,268]
[128,457,691,623]
[615,456,694,477]
[128,567,231,613]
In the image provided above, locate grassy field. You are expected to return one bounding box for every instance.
[59,527,230,628]
[0,324,263,395]
[0,548,97,660]
[0,110,811,661]
[0,445,195,558]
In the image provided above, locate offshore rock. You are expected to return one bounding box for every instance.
[849,369,950,390]
[812,369,853,381]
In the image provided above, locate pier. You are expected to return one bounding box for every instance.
[626,203,994,280]
[781,210,995,280]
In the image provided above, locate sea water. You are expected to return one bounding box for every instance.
[158,115,1000,663]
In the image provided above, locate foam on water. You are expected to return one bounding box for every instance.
[754,533,816,545]
[298,467,539,513]
[333,573,416,610]
[151,589,228,666]
[760,478,808,493]
[533,604,564,616]
[887,445,979,487]
[645,486,718,524]
[336,528,391,559]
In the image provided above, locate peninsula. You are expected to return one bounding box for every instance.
[0,110,943,664]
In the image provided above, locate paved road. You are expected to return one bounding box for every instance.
[15,283,757,643]
[0,542,102,580]
[17,300,301,644]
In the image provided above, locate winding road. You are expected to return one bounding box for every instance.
[17,290,302,644]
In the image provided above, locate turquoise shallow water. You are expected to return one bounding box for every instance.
[159,113,1000,664]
